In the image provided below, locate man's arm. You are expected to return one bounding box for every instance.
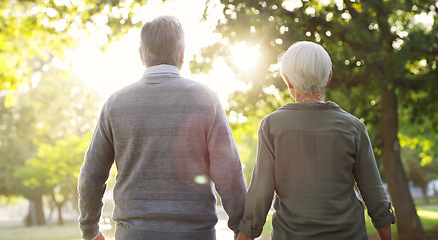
[78,103,115,240]
[207,95,247,234]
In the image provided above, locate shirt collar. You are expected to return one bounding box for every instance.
[143,64,180,78]
[280,101,340,110]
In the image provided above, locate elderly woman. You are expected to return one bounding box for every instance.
[237,41,395,240]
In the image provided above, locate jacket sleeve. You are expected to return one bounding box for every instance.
[207,94,247,234]
[78,101,115,239]
[238,118,276,238]
[353,122,396,228]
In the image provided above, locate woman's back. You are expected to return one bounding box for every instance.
[264,101,370,239]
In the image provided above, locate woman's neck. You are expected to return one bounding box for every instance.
[293,89,325,103]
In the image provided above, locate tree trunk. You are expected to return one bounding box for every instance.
[57,203,64,225]
[434,182,438,197]
[24,194,46,226]
[420,183,429,205]
[72,188,79,212]
[377,85,426,240]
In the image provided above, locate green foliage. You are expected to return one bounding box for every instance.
[197,0,438,115]
[228,87,292,182]
[0,0,151,98]
[19,67,101,143]
[0,97,36,196]
[0,65,100,200]
[14,134,91,202]
[398,72,438,190]
[399,130,438,192]
[196,0,438,184]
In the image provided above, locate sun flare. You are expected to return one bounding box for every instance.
[69,0,251,107]
[230,42,260,71]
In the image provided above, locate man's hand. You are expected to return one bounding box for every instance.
[237,232,254,240]
[85,232,105,240]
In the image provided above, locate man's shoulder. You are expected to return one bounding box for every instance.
[171,77,221,105]
[177,77,216,94]
[105,76,219,107]
[105,80,143,101]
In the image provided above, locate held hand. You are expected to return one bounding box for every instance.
[95,232,105,240]
[237,232,254,240]
[84,232,105,240]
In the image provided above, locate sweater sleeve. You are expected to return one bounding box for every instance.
[78,101,115,239]
[207,94,247,234]
[238,118,276,238]
[353,122,396,228]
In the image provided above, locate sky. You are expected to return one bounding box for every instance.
[68,0,257,107]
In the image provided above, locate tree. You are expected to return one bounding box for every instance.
[399,115,438,204]
[400,139,438,204]
[0,97,35,196]
[195,0,438,239]
[14,134,91,225]
[0,0,149,99]
[0,66,100,226]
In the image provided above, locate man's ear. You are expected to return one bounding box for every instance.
[326,68,332,87]
[282,74,293,89]
[177,47,185,69]
[139,47,145,66]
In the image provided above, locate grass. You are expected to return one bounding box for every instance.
[261,198,438,239]
[0,220,117,240]
[0,222,82,240]
[0,199,437,240]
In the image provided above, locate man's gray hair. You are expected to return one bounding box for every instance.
[280,41,332,95]
[140,15,185,67]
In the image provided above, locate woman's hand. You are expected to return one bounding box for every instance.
[237,232,254,240]
[376,225,392,240]
[84,232,105,240]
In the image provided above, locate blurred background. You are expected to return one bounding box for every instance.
[0,0,437,239]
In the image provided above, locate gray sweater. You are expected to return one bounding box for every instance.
[238,102,395,239]
[78,65,247,239]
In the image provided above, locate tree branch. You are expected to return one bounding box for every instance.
[375,0,395,52]
[331,67,374,87]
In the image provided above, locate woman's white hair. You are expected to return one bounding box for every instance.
[279,41,332,95]
[140,15,185,67]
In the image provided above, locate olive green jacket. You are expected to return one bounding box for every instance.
[238,102,395,240]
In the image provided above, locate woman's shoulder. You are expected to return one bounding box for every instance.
[329,103,368,134]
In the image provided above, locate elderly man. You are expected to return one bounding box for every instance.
[78,15,247,240]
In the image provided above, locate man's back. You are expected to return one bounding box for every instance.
[79,65,247,239]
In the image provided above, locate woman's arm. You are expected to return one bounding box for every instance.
[353,122,396,229]
[238,119,276,238]
[376,225,392,240]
